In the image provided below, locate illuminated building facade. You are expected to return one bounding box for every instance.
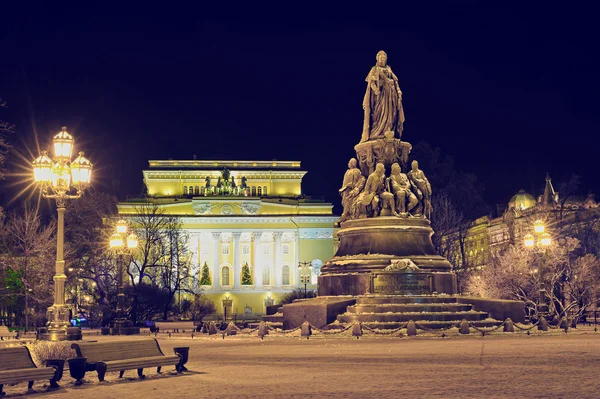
[118,160,337,316]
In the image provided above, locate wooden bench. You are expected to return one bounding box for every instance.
[0,326,16,340]
[71,339,183,382]
[0,346,59,396]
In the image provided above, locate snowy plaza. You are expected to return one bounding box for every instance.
[2,328,599,399]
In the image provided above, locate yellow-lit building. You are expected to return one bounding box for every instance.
[448,175,600,272]
[118,160,337,316]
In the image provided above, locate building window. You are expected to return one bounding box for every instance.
[242,244,250,255]
[282,244,290,255]
[262,266,270,285]
[258,187,262,196]
[183,186,188,195]
[252,186,256,196]
[221,266,230,286]
[189,186,194,195]
[282,265,290,285]
[194,186,199,195]
[263,244,270,255]
[263,186,268,196]
[222,244,230,255]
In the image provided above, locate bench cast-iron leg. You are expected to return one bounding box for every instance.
[0,383,4,397]
[119,370,125,378]
[157,366,162,374]
[137,368,145,379]
[96,363,108,382]
[28,381,34,390]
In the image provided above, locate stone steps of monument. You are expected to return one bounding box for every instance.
[338,310,489,323]
[357,319,502,330]
[357,295,458,305]
[262,312,285,324]
[348,303,473,313]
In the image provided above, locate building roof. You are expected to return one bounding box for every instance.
[508,189,536,210]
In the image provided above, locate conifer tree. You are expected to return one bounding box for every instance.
[199,262,211,285]
[241,262,252,285]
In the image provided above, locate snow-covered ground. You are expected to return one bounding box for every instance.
[3,327,600,398]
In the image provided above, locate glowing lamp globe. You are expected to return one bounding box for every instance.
[116,220,128,234]
[534,220,545,234]
[110,232,124,249]
[33,151,53,183]
[71,152,93,185]
[52,126,74,161]
[524,234,535,248]
[127,233,138,249]
[540,232,552,247]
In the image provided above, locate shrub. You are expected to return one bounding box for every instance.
[25,341,76,366]
[279,288,316,305]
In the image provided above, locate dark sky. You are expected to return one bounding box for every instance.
[2,3,600,214]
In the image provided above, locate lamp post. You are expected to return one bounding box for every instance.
[33,127,92,341]
[109,220,138,335]
[298,261,313,298]
[524,219,552,318]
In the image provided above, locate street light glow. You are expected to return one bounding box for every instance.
[540,232,552,247]
[110,232,124,248]
[52,126,74,160]
[524,234,535,248]
[534,220,545,234]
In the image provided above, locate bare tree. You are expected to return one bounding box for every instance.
[156,217,193,320]
[466,237,600,323]
[0,204,56,331]
[0,98,15,179]
[431,192,465,260]
[128,203,192,322]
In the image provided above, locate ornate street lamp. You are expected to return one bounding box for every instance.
[109,220,138,335]
[298,261,313,298]
[32,127,92,341]
[524,220,552,320]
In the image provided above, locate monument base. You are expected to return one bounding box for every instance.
[318,271,456,296]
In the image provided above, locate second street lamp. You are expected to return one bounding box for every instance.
[109,219,139,335]
[524,219,552,319]
[298,261,313,298]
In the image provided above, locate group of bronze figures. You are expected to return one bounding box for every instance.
[339,157,432,222]
[338,50,432,223]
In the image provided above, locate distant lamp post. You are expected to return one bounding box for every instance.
[32,127,92,341]
[298,261,313,298]
[109,219,138,335]
[524,220,552,318]
[222,293,232,323]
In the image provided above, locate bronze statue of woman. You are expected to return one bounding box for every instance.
[361,50,405,143]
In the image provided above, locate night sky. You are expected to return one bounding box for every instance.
[2,4,599,214]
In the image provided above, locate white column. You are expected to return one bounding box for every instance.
[189,233,199,290]
[233,232,242,289]
[253,231,262,287]
[211,232,221,287]
[293,232,300,286]
[274,231,283,288]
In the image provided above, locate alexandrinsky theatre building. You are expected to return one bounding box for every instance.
[118,159,338,315]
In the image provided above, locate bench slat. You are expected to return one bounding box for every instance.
[0,347,36,371]
[0,367,56,384]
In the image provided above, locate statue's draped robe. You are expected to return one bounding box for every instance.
[361,65,405,142]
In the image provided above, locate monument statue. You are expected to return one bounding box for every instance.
[389,163,418,215]
[361,50,405,143]
[320,51,455,299]
[408,160,432,218]
[339,158,365,222]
